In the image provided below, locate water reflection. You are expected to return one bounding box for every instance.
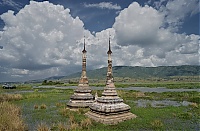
[134,99,194,107]
[34,86,200,93]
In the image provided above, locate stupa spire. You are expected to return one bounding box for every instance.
[82,36,87,53]
[106,35,113,82]
[107,34,112,54]
[86,35,136,124]
[81,36,87,79]
[67,37,94,109]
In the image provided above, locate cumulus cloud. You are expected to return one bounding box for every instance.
[0,1,199,82]
[0,1,88,81]
[113,2,199,66]
[113,2,164,46]
[84,2,121,10]
[148,0,199,31]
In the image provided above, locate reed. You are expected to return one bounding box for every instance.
[0,102,26,130]
[0,94,23,102]
[36,123,50,131]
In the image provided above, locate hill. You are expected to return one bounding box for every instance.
[62,65,199,80]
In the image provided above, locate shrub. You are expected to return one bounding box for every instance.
[40,104,47,109]
[34,104,39,109]
[189,96,200,104]
[150,119,163,129]
[34,89,39,92]
[0,102,26,130]
[177,112,192,119]
[56,102,63,107]
[189,102,198,108]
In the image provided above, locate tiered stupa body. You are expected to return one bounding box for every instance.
[67,39,94,108]
[86,37,136,124]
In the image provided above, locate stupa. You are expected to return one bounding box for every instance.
[67,38,94,108]
[86,37,136,124]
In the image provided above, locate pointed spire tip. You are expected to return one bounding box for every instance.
[82,36,87,53]
[107,35,112,54]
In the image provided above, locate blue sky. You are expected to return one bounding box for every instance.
[0,0,199,82]
[0,0,198,34]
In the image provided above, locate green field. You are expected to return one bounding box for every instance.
[0,84,199,130]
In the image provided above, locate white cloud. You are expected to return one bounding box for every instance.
[149,0,199,31]
[0,1,88,81]
[0,1,199,82]
[112,2,199,67]
[84,2,121,10]
[113,2,164,46]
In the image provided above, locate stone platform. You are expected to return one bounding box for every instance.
[67,80,94,108]
[86,111,136,125]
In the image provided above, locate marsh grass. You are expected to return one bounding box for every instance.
[56,102,64,107]
[189,102,198,108]
[114,82,200,89]
[9,88,199,130]
[0,94,23,102]
[80,118,92,130]
[0,102,26,131]
[24,93,46,99]
[51,89,64,93]
[70,122,79,130]
[57,122,69,131]
[177,112,193,119]
[145,91,199,102]
[150,119,164,129]
[60,107,70,116]
[36,123,50,131]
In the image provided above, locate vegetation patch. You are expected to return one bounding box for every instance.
[3,87,198,130]
[0,102,26,130]
[150,119,164,129]
[36,122,50,131]
[0,94,23,102]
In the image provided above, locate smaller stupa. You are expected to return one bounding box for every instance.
[67,38,94,108]
[86,36,136,124]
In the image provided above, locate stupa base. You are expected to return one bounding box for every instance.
[67,101,93,108]
[85,111,136,125]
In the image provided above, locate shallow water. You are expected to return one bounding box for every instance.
[134,99,194,108]
[119,87,200,93]
[34,86,200,92]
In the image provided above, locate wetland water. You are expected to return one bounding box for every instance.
[34,86,200,92]
[2,86,198,130]
[134,99,194,108]
[32,86,198,108]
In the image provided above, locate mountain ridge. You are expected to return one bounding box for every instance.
[58,65,199,80]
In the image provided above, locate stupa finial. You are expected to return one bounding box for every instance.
[82,36,87,53]
[107,33,112,54]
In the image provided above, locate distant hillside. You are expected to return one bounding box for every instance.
[62,65,199,80]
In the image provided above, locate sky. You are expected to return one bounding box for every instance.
[0,0,199,82]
